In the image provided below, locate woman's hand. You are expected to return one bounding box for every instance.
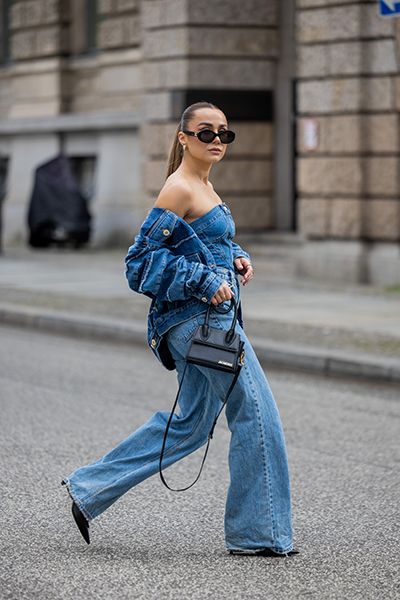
[210,280,235,306]
[234,257,254,286]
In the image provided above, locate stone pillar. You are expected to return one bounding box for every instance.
[295,1,400,285]
[141,0,278,231]
[91,128,142,247]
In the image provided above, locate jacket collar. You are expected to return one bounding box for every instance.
[139,207,216,264]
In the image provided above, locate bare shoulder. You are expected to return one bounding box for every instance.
[154,179,193,219]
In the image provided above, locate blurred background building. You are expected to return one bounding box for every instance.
[0,0,399,284]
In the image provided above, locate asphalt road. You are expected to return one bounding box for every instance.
[0,324,399,600]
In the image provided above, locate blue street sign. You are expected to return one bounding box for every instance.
[379,1,400,16]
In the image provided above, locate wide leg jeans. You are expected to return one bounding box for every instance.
[62,278,294,553]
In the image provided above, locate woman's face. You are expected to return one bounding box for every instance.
[179,108,229,164]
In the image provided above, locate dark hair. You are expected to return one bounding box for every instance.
[165,101,224,179]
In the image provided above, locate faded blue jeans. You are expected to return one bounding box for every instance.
[62,268,294,553]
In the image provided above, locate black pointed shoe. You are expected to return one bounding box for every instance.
[61,479,90,544]
[229,548,299,557]
[71,501,90,544]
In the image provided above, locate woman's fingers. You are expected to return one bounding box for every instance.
[211,281,234,305]
[233,258,254,286]
[240,262,254,286]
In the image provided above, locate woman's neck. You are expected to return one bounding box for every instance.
[178,155,212,186]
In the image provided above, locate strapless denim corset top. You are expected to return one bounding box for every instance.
[187,202,236,270]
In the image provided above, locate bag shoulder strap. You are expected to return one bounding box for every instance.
[159,360,243,492]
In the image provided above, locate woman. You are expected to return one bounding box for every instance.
[61,101,298,557]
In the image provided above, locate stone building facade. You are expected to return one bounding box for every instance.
[0,0,399,284]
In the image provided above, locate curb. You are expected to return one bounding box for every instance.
[250,337,400,384]
[1,303,399,385]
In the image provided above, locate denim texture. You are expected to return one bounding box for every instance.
[124,202,251,371]
[62,205,294,553]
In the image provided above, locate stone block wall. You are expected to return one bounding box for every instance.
[0,0,70,117]
[296,0,400,244]
[9,0,69,59]
[97,0,140,49]
[57,0,142,113]
[0,0,143,118]
[141,0,279,231]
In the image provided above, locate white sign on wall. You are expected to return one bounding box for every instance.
[302,119,319,151]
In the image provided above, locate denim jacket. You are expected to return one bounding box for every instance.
[124,206,251,371]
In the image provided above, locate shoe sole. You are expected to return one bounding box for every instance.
[229,548,299,557]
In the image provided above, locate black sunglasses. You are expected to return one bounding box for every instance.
[182,128,236,144]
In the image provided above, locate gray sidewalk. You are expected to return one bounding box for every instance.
[1,245,400,383]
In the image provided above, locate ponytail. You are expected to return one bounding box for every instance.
[166,124,184,179]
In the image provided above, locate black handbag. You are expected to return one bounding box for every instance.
[159,295,245,492]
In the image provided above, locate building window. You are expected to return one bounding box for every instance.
[85,0,97,54]
[70,0,98,56]
[0,154,8,201]
[0,0,10,64]
[0,154,9,252]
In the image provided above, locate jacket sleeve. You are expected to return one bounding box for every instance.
[124,235,225,303]
[231,241,251,262]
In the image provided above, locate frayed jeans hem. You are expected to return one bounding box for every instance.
[61,477,94,522]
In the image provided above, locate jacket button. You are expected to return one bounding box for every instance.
[201,296,208,302]
[163,229,170,236]
[151,338,157,347]
[210,263,216,268]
